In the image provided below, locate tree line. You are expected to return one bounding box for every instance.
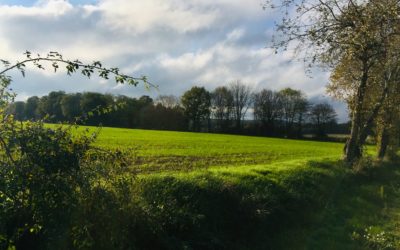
[7,91,187,131]
[8,80,341,138]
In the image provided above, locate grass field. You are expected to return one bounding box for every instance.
[90,127,344,173]
[47,125,400,249]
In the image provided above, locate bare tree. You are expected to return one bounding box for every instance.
[155,95,180,108]
[278,88,308,137]
[229,80,252,130]
[310,102,337,137]
[211,86,233,131]
[253,89,282,135]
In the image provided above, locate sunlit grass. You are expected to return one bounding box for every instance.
[84,126,345,172]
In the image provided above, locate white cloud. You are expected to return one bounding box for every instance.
[0,0,347,120]
[160,51,213,71]
[152,33,330,99]
[226,28,246,42]
[84,0,218,33]
[0,0,73,17]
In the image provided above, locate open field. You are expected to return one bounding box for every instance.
[89,127,345,172]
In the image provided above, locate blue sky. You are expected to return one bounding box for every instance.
[0,0,348,121]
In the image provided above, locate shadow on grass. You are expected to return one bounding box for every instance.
[68,160,400,249]
[134,160,345,249]
[304,162,400,250]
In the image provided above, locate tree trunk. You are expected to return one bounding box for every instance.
[236,119,241,132]
[297,114,303,138]
[382,113,399,161]
[344,110,363,164]
[344,61,371,164]
[387,136,399,161]
[344,130,362,163]
[377,127,389,159]
[358,78,389,149]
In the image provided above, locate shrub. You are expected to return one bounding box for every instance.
[0,120,96,249]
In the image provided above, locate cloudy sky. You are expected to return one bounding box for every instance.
[0,0,348,121]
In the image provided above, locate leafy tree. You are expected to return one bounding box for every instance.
[138,95,153,106]
[60,93,82,121]
[109,95,138,128]
[25,96,40,120]
[36,95,48,118]
[80,92,113,125]
[211,86,233,132]
[229,80,252,131]
[181,86,211,131]
[140,103,187,131]
[6,101,26,121]
[134,95,154,127]
[49,91,66,121]
[310,103,337,138]
[375,63,400,159]
[36,91,66,121]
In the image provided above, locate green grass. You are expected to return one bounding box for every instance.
[305,163,400,249]
[88,127,345,172]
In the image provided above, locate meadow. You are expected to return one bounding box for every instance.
[91,127,343,173]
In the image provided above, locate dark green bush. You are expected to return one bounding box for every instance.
[0,52,153,250]
[0,121,95,249]
[0,118,156,249]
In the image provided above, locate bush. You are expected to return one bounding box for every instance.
[0,120,96,249]
[0,52,151,249]
[0,116,151,249]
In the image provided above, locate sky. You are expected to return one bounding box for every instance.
[0,0,348,121]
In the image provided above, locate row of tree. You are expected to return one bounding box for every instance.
[182,81,338,137]
[7,91,187,130]
[8,81,339,138]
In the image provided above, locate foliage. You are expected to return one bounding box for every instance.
[181,86,211,131]
[0,121,94,249]
[140,103,187,131]
[351,227,396,249]
[24,96,40,120]
[0,51,151,87]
